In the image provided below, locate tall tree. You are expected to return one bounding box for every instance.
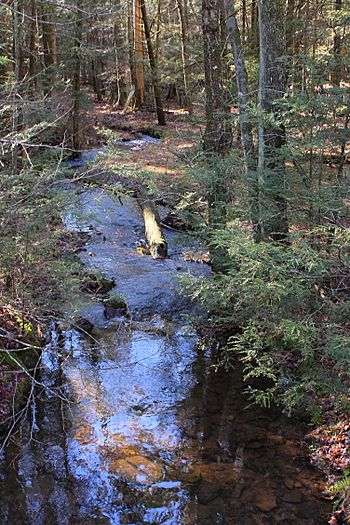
[202,0,231,155]
[155,0,162,63]
[12,0,23,172]
[257,0,288,240]
[72,0,83,152]
[332,0,343,86]
[177,0,193,114]
[134,0,145,106]
[140,0,166,125]
[223,0,259,234]
[250,0,259,53]
[91,22,103,102]
[114,14,128,106]
[40,2,57,94]
[127,0,137,101]
[29,0,37,83]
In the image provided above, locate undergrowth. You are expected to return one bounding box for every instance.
[0,153,84,426]
[182,223,350,418]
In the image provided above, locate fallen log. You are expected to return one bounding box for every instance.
[138,196,168,259]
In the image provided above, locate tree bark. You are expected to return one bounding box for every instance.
[140,0,166,125]
[257,0,288,240]
[177,0,193,114]
[202,0,231,155]
[223,0,259,234]
[134,0,145,106]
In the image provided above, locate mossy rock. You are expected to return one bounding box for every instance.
[104,294,127,309]
[103,294,128,318]
[81,272,115,295]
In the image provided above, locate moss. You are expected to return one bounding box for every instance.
[104,294,127,309]
[81,271,115,295]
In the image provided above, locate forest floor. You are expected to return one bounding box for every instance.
[87,103,202,173]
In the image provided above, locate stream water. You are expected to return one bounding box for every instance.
[63,134,162,169]
[0,154,331,524]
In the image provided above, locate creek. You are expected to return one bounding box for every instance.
[0,141,330,524]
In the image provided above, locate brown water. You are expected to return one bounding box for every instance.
[0,188,330,525]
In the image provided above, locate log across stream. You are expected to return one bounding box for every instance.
[138,196,168,258]
[0,185,331,524]
[63,135,168,259]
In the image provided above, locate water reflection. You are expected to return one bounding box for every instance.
[61,324,199,523]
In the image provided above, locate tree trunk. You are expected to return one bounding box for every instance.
[202,0,231,155]
[12,0,23,173]
[331,0,342,86]
[250,0,259,54]
[202,0,232,267]
[127,0,137,98]
[177,0,193,114]
[140,0,166,125]
[92,57,103,102]
[257,0,288,241]
[242,0,247,41]
[29,0,37,83]
[40,3,56,94]
[114,18,128,106]
[286,0,295,53]
[223,0,259,234]
[134,0,145,106]
[155,0,162,63]
[72,0,83,153]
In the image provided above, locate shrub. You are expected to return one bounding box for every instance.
[182,223,350,416]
